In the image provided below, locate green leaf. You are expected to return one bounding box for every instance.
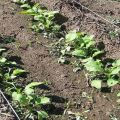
[25,82,44,88]
[86,41,95,48]
[13,0,28,4]
[91,80,101,89]
[33,3,40,9]
[12,69,25,76]
[44,11,59,19]
[66,30,78,42]
[11,69,25,79]
[12,0,19,3]
[0,48,6,53]
[82,35,94,42]
[92,51,104,58]
[9,61,17,65]
[24,87,34,95]
[34,15,44,21]
[10,69,25,79]
[117,93,120,97]
[20,9,36,15]
[107,79,119,87]
[20,4,31,8]
[12,91,28,105]
[12,92,23,102]
[4,73,10,80]
[84,58,103,72]
[82,35,95,48]
[39,97,50,104]
[37,111,48,120]
[110,67,120,75]
[36,97,50,105]
[72,49,86,57]
[82,57,91,63]
[0,57,7,63]
[112,59,120,67]
[20,0,28,4]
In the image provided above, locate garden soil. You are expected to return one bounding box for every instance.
[0,0,120,120]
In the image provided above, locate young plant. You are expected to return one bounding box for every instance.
[55,30,120,89]
[58,30,103,69]
[83,58,120,89]
[62,30,103,58]
[0,56,25,82]
[12,82,50,120]
[0,53,25,96]
[15,1,61,37]
[0,47,50,119]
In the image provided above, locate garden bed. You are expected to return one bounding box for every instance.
[0,0,120,120]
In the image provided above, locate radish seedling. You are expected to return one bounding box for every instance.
[15,1,61,37]
[61,30,103,59]
[12,82,50,120]
[0,47,50,119]
[84,58,120,89]
[55,30,120,89]
[58,30,103,67]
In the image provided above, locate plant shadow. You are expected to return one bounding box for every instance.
[47,95,66,103]
[55,13,68,25]
[101,87,111,93]
[43,95,67,115]
[44,104,65,115]
[38,84,51,90]
[0,35,15,44]
[97,41,105,50]
[8,56,24,65]
[8,56,28,78]
[102,58,115,66]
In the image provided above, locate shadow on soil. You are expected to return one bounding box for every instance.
[48,95,66,103]
[8,56,24,65]
[43,95,66,115]
[101,87,111,93]
[47,104,65,115]
[97,41,105,50]
[0,35,15,44]
[38,84,51,90]
[55,13,68,25]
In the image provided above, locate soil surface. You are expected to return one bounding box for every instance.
[0,0,120,120]
[80,0,120,21]
[0,94,15,120]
